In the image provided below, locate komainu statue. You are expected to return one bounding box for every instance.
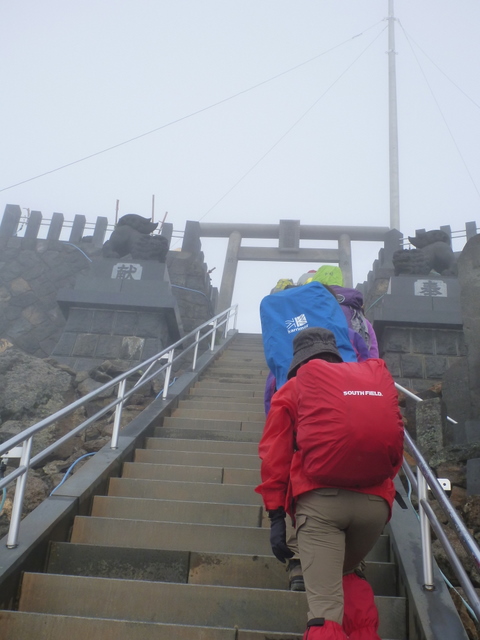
[102,214,169,262]
[393,229,457,276]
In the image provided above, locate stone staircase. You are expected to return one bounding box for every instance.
[0,333,406,639]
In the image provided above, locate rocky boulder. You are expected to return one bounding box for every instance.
[0,346,159,539]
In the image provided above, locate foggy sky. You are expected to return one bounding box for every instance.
[1,1,479,331]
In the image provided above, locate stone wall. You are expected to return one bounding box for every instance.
[0,238,93,357]
[380,326,466,392]
[167,250,217,334]
[50,307,172,371]
[0,207,217,358]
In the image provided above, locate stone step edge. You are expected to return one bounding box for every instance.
[0,611,283,638]
[93,495,262,510]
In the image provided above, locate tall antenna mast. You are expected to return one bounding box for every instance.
[388,0,400,231]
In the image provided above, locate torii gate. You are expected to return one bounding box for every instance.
[182,219,391,311]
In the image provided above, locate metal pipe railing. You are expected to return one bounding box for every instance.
[0,304,237,548]
[403,430,480,571]
[397,381,480,619]
[7,437,33,548]
[396,382,457,424]
[421,499,480,621]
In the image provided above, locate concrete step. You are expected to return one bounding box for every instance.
[172,408,266,422]
[70,516,390,562]
[145,437,259,455]
[18,573,407,637]
[47,542,396,595]
[178,399,265,411]
[122,461,224,483]
[188,387,263,399]
[228,341,263,348]
[214,359,266,368]
[207,363,266,371]
[195,380,264,391]
[134,448,261,470]
[70,518,274,555]
[4,334,407,640]
[122,461,260,485]
[0,611,247,640]
[365,561,398,597]
[201,373,266,382]
[162,416,264,432]
[48,544,287,588]
[108,478,263,505]
[91,496,262,527]
[227,339,263,347]
[154,426,261,442]
[203,371,267,381]
[226,342,265,350]
[223,351,264,358]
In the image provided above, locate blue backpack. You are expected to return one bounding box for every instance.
[260,282,356,389]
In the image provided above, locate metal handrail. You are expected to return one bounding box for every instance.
[15,214,186,240]
[400,226,478,248]
[0,304,238,548]
[397,382,480,621]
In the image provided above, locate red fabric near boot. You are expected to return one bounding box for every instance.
[342,573,381,640]
[302,619,348,639]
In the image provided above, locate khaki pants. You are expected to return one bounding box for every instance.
[295,488,389,625]
[286,516,300,559]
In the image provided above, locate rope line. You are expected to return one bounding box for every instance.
[399,24,480,112]
[399,22,480,200]
[0,21,383,194]
[195,25,388,225]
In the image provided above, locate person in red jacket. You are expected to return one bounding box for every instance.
[255,327,404,640]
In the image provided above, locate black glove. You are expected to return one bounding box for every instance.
[268,508,294,563]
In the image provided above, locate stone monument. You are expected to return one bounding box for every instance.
[51,215,182,371]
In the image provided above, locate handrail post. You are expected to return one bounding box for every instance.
[111,379,126,449]
[223,308,232,338]
[7,436,33,549]
[417,468,435,590]
[192,330,201,370]
[162,349,174,399]
[233,305,238,330]
[210,318,218,351]
[223,313,228,339]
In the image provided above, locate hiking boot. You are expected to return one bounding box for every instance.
[302,619,348,639]
[288,559,305,591]
[353,559,367,580]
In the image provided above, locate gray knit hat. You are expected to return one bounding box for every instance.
[287,327,342,379]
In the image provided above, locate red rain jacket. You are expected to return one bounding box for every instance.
[255,364,404,518]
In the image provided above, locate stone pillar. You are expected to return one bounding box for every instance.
[92,217,109,248]
[279,219,300,251]
[161,222,173,246]
[382,228,403,270]
[465,221,478,241]
[415,397,446,464]
[47,212,64,242]
[70,215,86,243]
[0,205,21,247]
[466,459,480,495]
[457,234,480,420]
[23,211,43,249]
[182,221,201,255]
[217,231,242,312]
[338,233,352,288]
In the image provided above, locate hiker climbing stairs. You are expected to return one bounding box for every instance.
[1,333,406,638]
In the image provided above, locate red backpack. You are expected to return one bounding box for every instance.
[296,358,404,488]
